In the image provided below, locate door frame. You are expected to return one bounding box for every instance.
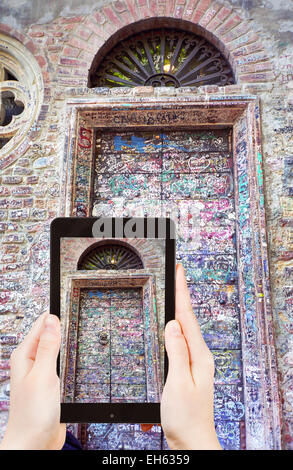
[61,95,282,449]
[61,273,162,404]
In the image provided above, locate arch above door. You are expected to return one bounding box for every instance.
[61,94,282,450]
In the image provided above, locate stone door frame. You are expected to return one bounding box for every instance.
[61,272,162,404]
[61,93,282,449]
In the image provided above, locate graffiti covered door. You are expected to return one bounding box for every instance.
[81,128,245,450]
[74,287,146,403]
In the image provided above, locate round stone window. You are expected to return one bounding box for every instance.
[0,33,44,157]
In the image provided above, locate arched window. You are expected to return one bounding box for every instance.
[88,27,235,88]
[77,241,144,270]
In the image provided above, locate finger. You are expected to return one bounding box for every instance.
[175,264,214,382]
[164,320,192,382]
[33,314,61,376]
[140,424,154,432]
[10,313,48,381]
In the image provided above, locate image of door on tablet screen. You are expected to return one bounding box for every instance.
[60,237,165,404]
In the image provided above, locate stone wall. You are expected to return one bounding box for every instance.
[0,0,292,449]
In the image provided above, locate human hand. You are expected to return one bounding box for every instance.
[142,263,221,449]
[161,263,221,450]
[0,313,66,450]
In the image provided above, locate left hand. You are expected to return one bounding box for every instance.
[0,313,66,450]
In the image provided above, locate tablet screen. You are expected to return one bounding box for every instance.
[59,237,166,405]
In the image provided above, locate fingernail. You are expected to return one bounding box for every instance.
[168,320,182,336]
[44,314,57,331]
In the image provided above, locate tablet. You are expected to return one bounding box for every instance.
[50,217,176,424]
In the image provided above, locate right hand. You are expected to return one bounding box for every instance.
[160,263,221,450]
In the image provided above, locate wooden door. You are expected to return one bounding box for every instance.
[74,287,146,403]
[78,128,245,450]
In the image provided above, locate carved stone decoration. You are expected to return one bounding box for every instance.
[0,33,43,159]
[89,28,235,88]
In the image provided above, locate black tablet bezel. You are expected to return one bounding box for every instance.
[50,217,176,424]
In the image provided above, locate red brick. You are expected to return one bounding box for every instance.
[192,0,213,23]
[234,51,269,65]
[68,36,96,53]
[102,6,124,27]
[9,209,29,220]
[85,20,108,39]
[119,10,136,26]
[62,46,80,58]
[232,41,264,57]
[60,16,84,24]
[73,67,90,77]
[221,22,250,43]
[0,199,14,209]
[238,62,273,74]
[59,57,88,67]
[225,32,259,49]
[48,52,59,64]
[79,50,96,62]
[216,14,243,37]
[30,31,45,38]
[0,187,11,196]
[149,0,159,16]
[0,254,17,263]
[215,5,232,21]
[198,2,222,27]
[11,186,33,196]
[35,200,47,209]
[35,55,47,68]
[2,245,20,253]
[46,37,55,46]
[125,0,140,21]
[62,23,77,32]
[93,14,117,36]
[0,360,10,369]
[183,0,200,20]
[238,71,275,82]
[207,6,231,30]
[165,0,176,16]
[75,26,92,41]
[41,70,50,83]
[137,4,152,18]
[58,78,85,86]
[174,5,185,18]
[0,23,12,34]
[23,39,37,54]
[23,198,34,208]
[47,46,62,53]
[125,0,140,20]
[113,1,128,12]
[2,176,23,185]
[94,12,106,25]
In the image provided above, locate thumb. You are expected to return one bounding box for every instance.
[33,314,60,375]
[164,320,192,383]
